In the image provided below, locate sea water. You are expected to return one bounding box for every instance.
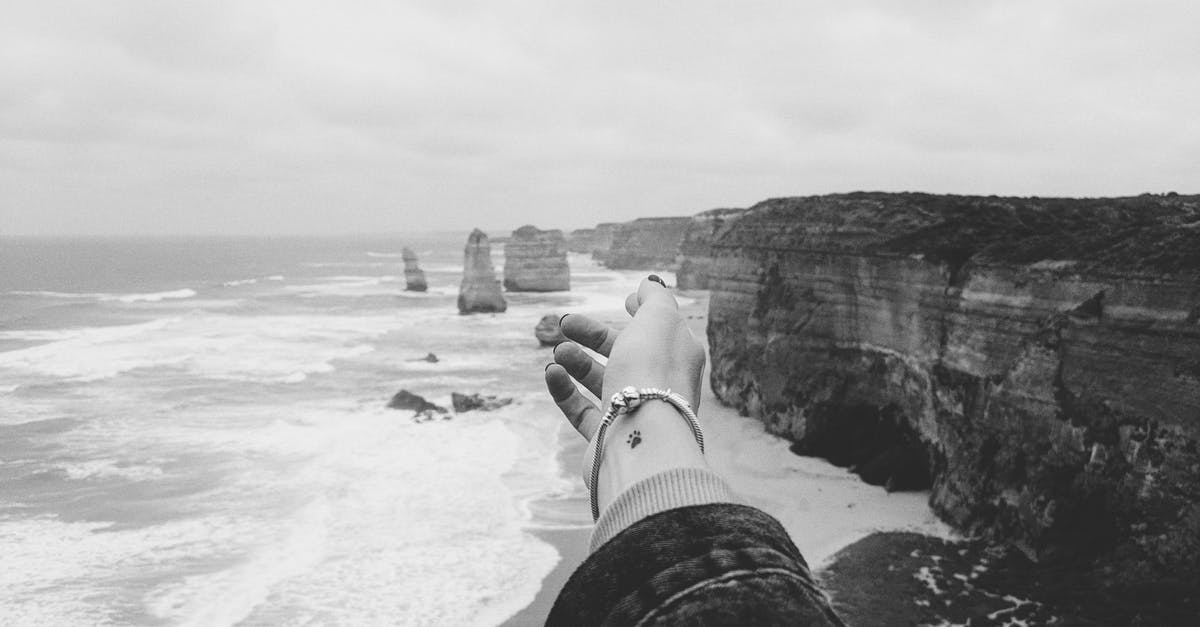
[0,235,633,625]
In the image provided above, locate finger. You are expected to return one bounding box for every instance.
[625,273,667,316]
[635,275,678,311]
[624,292,639,316]
[545,363,601,439]
[559,313,618,357]
[553,342,605,398]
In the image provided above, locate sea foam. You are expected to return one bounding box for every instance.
[5,288,197,303]
[0,313,394,383]
[146,410,553,626]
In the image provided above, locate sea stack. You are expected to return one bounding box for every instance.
[457,229,507,314]
[503,225,570,292]
[402,247,427,292]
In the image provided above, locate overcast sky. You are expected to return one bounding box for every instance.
[2,1,1197,236]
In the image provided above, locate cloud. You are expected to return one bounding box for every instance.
[1,0,1197,235]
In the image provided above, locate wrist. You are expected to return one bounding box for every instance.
[589,394,707,519]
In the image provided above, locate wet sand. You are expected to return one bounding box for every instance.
[500,527,588,627]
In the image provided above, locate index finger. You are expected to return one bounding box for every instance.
[559,313,618,357]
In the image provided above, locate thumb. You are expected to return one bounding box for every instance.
[634,275,676,313]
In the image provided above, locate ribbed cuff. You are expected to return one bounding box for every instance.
[589,467,737,553]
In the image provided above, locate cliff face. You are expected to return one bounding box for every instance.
[706,193,1200,583]
[566,222,619,256]
[402,247,427,292]
[503,225,570,292]
[457,229,507,314]
[597,217,693,270]
[566,228,595,253]
[675,208,745,289]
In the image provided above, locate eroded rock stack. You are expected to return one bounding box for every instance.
[503,225,570,292]
[675,208,744,289]
[705,192,1200,589]
[457,229,506,314]
[402,247,427,292]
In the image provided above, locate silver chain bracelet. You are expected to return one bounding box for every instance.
[587,386,705,520]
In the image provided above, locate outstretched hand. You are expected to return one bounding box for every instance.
[544,276,706,442]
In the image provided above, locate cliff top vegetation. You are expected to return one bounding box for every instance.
[719,192,1200,277]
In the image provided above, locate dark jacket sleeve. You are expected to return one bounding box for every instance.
[547,503,846,626]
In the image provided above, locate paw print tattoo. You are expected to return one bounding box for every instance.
[627,430,642,449]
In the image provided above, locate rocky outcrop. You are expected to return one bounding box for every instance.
[706,193,1200,588]
[503,225,570,292]
[457,229,507,314]
[675,208,745,289]
[402,247,427,292]
[535,313,567,346]
[596,217,693,270]
[387,389,446,415]
[451,392,514,412]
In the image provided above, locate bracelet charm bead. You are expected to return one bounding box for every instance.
[587,386,705,520]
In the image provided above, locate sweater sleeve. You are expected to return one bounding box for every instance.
[550,502,846,626]
[589,466,737,553]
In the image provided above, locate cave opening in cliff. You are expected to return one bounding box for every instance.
[789,403,932,492]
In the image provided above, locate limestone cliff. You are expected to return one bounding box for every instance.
[596,217,693,270]
[567,222,619,256]
[705,193,1200,586]
[675,208,745,289]
[503,225,570,292]
[566,228,594,253]
[457,229,507,314]
[402,247,427,292]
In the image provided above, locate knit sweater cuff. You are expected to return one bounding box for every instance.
[589,466,736,553]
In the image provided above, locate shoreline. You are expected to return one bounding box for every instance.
[502,424,591,626]
[500,527,588,626]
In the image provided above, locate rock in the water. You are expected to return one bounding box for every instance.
[402,247,427,292]
[503,225,570,292]
[451,392,513,413]
[535,313,566,346]
[413,408,448,423]
[387,389,447,414]
[457,229,507,314]
[408,352,438,363]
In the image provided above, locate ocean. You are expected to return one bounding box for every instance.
[0,234,637,625]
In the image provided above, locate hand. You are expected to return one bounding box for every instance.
[544,276,706,442]
[544,277,709,514]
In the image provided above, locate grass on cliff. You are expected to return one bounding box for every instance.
[735,192,1200,277]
